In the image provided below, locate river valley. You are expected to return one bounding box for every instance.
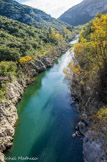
[6,38,83,162]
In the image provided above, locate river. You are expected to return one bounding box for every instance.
[6,38,83,162]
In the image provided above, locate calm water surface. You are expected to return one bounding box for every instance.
[6,39,83,162]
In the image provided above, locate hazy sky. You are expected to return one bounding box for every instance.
[17,0,83,18]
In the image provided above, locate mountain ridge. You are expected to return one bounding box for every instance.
[59,0,107,26]
[0,0,70,31]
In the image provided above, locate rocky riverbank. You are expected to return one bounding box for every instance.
[71,72,107,162]
[0,44,70,162]
[68,16,107,161]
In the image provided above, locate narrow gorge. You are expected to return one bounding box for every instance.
[4,38,84,162]
[0,0,106,162]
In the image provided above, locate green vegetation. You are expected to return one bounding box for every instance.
[0,16,72,62]
[0,15,50,61]
[92,106,107,139]
[74,14,107,101]
[67,14,107,136]
[0,61,17,100]
[68,14,107,101]
[0,12,73,100]
[0,0,70,31]
[0,0,79,102]
[0,61,16,76]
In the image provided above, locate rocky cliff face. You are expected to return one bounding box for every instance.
[0,45,69,162]
[71,72,107,162]
[59,0,107,26]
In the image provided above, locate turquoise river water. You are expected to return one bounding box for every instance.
[6,38,83,162]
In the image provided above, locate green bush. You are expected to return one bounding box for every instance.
[0,15,68,61]
[0,46,21,61]
[0,61,17,76]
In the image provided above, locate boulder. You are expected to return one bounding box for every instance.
[81,113,90,126]
[34,59,46,72]
[76,121,87,135]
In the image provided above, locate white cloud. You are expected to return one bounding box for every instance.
[21,0,83,18]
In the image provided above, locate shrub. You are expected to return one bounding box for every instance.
[97,107,107,121]
[19,56,33,64]
[0,61,17,76]
[0,46,21,61]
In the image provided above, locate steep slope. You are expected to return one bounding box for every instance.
[59,0,107,26]
[0,15,50,61]
[0,15,73,62]
[66,14,107,161]
[0,13,72,162]
[0,0,69,31]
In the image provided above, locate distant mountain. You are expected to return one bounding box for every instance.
[0,0,69,31]
[59,0,107,26]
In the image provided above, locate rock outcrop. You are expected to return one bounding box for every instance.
[39,56,54,68]
[0,101,18,160]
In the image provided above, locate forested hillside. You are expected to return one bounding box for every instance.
[0,16,49,61]
[0,16,63,61]
[0,13,74,99]
[0,0,70,31]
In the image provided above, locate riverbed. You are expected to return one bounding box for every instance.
[6,38,83,162]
